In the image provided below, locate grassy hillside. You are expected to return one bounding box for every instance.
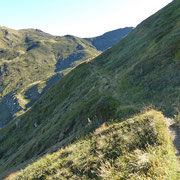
[7,110,180,179]
[0,26,131,127]
[85,27,133,51]
[0,27,101,127]
[0,0,180,178]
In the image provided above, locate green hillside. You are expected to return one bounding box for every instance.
[0,27,131,127]
[0,0,180,179]
[8,110,180,180]
[0,27,100,127]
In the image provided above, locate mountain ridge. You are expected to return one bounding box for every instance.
[85,27,133,51]
[8,110,180,179]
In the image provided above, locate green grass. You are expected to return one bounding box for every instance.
[0,0,180,178]
[8,110,180,180]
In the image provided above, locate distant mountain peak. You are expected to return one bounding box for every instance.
[85,27,133,51]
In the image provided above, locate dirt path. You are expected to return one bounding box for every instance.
[166,118,180,159]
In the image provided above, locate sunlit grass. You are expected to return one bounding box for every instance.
[9,110,179,179]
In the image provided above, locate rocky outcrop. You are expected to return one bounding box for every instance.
[0,94,22,128]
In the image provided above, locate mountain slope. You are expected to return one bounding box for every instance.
[0,27,131,127]
[85,27,133,51]
[0,0,180,178]
[0,27,100,127]
[8,110,180,180]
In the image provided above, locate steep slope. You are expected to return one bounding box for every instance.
[0,0,180,178]
[8,110,180,179]
[0,27,131,127]
[85,27,133,51]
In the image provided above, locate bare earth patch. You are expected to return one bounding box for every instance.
[166,118,180,162]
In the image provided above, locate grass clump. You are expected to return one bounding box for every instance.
[8,110,179,180]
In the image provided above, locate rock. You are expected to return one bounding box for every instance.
[34,122,38,128]
[16,118,21,127]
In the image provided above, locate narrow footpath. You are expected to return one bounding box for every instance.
[166,118,180,162]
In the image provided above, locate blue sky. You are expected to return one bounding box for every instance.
[0,0,172,37]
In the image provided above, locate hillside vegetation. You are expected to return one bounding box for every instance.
[8,110,180,179]
[0,27,99,127]
[0,0,180,179]
[0,26,131,127]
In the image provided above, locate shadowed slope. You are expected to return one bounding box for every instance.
[85,27,133,51]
